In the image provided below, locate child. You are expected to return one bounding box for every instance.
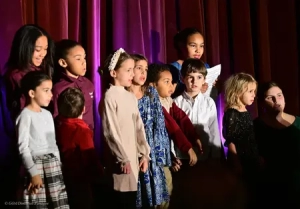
[128,54,171,208]
[147,63,202,206]
[99,48,150,209]
[16,71,69,208]
[5,24,54,119]
[52,39,94,130]
[170,27,218,101]
[222,73,260,209]
[55,87,103,209]
[174,59,221,162]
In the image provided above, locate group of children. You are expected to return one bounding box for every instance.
[1,24,273,209]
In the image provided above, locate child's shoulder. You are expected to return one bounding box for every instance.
[80,76,94,88]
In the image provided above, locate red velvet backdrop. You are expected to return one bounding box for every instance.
[1,0,299,117]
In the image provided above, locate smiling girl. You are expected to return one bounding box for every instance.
[5,24,54,119]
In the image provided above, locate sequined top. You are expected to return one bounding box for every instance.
[222,108,259,162]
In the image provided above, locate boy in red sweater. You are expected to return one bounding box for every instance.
[147,64,203,207]
[55,87,103,209]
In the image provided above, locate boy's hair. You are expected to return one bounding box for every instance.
[147,63,171,84]
[173,27,203,55]
[181,58,207,78]
[99,50,132,89]
[57,87,85,118]
[257,81,281,102]
[5,24,55,78]
[53,39,82,82]
[21,71,52,97]
[224,72,257,110]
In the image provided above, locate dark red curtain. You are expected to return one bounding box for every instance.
[1,0,300,116]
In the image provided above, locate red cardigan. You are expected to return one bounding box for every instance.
[55,116,103,183]
[163,102,199,153]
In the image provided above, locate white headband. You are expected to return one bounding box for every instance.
[108,48,125,71]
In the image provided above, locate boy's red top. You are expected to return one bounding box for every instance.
[169,102,199,143]
[52,73,94,129]
[162,102,200,153]
[55,116,103,183]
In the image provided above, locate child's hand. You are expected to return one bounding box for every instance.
[196,139,203,154]
[201,83,208,93]
[188,148,198,166]
[171,158,182,172]
[139,157,148,173]
[213,78,218,87]
[121,162,131,174]
[28,174,43,194]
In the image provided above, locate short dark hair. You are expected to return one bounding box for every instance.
[181,59,207,78]
[257,81,281,102]
[173,27,203,54]
[53,39,82,82]
[55,39,81,60]
[5,24,54,77]
[147,63,170,84]
[57,87,85,118]
[21,71,51,97]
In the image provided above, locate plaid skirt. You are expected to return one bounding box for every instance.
[20,153,69,209]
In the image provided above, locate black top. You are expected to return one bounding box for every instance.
[254,116,300,173]
[222,108,259,164]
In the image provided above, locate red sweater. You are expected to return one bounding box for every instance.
[55,116,103,183]
[52,73,95,130]
[163,102,199,153]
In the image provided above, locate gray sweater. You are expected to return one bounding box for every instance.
[16,108,60,177]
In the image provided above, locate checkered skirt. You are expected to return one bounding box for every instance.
[21,153,69,209]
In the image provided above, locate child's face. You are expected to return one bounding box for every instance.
[240,82,256,106]
[154,71,173,98]
[264,86,285,112]
[30,80,53,107]
[182,33,204,60]
[32,35,48,67]
[183,72,205,94]
[112,59,135,87]
[132,60,148,86]
[63,45,87,77]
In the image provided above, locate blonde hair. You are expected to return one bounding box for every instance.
[224,72,257,110]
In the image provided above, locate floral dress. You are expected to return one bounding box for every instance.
[136,86,171,208]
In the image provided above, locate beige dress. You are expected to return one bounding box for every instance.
[101,85,150,192]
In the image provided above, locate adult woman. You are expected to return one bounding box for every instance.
[254,81,300,208]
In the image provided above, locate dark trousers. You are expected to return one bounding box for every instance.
[112,190,137,209]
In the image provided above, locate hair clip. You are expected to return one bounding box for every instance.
[108,48,125,71]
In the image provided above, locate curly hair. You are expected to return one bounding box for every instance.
[224,72,257,110]
[146,63,170,84]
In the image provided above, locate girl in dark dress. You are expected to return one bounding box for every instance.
[222,73,261,209]
[254,81,300,209]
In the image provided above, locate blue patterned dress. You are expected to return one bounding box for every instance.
[136,86,171,208]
